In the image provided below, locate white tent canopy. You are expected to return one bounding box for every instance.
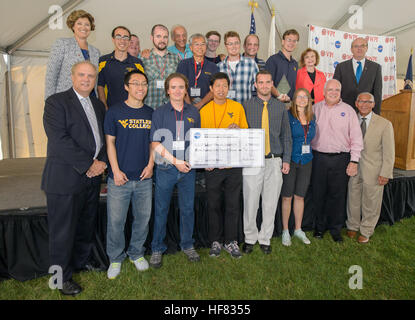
[1,0,414,159]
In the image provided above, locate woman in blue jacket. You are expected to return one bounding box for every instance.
[281,88,316,246]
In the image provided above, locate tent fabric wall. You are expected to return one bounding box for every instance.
[0,56,7,160]
[10,55,48,158]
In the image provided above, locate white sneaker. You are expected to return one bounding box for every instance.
[282,230,292,246]
[294,229,311,245]
[131,257,149,271]
[107,262,121,279]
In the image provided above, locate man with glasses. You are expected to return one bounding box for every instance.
[333,37,382,114]
[104,70,154,279]
[205,31,224,64]
[311,79,363,243]
[265,29,300,102]
[141,24,180,109]
[98,26,145,109]
[177,33,219,109]
[217,31,258,104]
[346,92,394,243]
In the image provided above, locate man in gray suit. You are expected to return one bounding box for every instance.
[333,37,383,114]
[346,92,395,243]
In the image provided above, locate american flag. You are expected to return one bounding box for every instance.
[249,12,256,34]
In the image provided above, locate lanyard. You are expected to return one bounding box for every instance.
[301,121,309,144]
[153,54,167,78]
[194,58,204,87]
[174,107,184,140]
[213,101,228,128]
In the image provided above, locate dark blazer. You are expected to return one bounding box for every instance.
[333,58,382,114]
[41,88,107,195]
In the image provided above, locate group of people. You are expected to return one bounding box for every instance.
[42,10,395,296]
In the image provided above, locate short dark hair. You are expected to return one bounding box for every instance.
[111,26,131,38]
[124,70,148,86]
[210,72,230,87]
[151,24,169,36]
[255,70,272,82]
[282,29,300,41]
[206,30,221,41]
[164,73,189,97]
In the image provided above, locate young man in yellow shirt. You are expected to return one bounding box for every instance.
[200,72,248,259]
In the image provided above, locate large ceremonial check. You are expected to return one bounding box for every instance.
[188,128,265,168]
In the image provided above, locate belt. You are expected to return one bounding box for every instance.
[265,153,282,159]
[315,151,348,156]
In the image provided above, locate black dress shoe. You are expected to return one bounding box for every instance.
[259,245,272,254]
[331,234,343,243]
[59,279,82,296]
[242,243,254,254]
[75,263,105,273]
[313,231,324,239]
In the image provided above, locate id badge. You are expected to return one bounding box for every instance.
[190,87,201,97]
[156,80,164,89]
[172,140,185,151]
[302,144,311,154]
[227,90,236,99]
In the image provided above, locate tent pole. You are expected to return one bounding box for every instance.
[264,0,282,41]
[6,55,15,159]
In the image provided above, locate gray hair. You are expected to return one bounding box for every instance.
[171,24,187,40]
[71,60,97,75]
[189,33,206,45]
[323,78,342,91]
[356,92,375,102]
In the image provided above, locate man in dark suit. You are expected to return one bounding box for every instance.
[42,61,107,296]
[333,37,383,114]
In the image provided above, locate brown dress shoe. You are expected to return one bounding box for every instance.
[358,235,369,243]
[347,230,357,238]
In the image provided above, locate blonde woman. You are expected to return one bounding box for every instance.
[45,10,100,99]
[280,88,316,246]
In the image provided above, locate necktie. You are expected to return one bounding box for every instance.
[361,117,366,138]
[262,101,271,156]
[81,97,102,158]
[356,61,362,84]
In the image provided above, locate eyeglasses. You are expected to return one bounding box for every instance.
[357,100,374,104]
[225,42,240,47]
[114,35,130,41]
[128,82,148,87]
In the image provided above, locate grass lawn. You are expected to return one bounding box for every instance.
[1,216,414,300]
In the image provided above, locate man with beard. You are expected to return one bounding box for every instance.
[141,24,180,109]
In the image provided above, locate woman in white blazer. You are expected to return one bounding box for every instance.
[45,10,100,99]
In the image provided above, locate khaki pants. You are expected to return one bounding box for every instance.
[242,157,283,246]
[346,173,384,238]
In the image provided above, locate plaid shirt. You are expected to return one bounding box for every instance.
[218,54,259,104]
[142,49,180,109]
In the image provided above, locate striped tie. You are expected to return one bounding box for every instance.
[262,101,271,156]
[81,97,102,158]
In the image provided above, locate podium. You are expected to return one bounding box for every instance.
[381,90,415,170]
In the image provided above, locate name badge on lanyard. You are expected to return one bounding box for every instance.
[301,122,311,154]
[154,54,167,89]
[191,59,203,97]
[190,87,201,97]
[173,109,184,151]
[173,140,185,151]
[227,90,236,99]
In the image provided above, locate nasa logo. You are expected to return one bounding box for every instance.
[194,132,201,139]
[333,61,339,69]
[335,41,341,49]
[378,45,383,53]
[341,112,345,117]
[315,37,319,44]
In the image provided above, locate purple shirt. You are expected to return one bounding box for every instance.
[311,99,363,162]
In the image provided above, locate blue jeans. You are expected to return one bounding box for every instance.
[151,163,196,253]
[106,177,152,263]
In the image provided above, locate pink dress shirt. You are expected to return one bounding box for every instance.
[311,99,363,162]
